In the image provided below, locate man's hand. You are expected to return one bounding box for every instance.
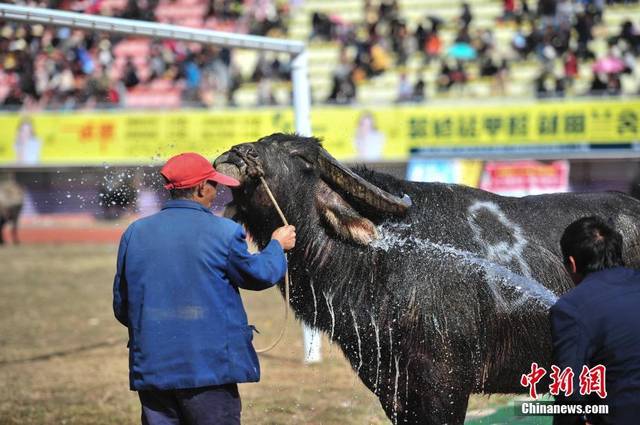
[271,225,296,251]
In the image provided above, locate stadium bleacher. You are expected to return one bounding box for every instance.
[0,0,638,109]
[276,0,640,103]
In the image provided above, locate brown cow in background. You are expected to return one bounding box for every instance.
[0,174,24,244]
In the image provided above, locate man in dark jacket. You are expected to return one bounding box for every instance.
[113,152,296,425]
[551,216,640,425]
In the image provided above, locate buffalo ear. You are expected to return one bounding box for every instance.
[315,180,378,245]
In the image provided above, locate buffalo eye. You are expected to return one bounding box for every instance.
[290,151,314,170]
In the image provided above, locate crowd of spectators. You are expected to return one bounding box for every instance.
[319,0,640,104]
[1,0,639,109]
[505,0,638,98]
[0,0,291,110]
[1,22,120,110]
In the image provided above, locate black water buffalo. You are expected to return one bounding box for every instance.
[214,133,640,424]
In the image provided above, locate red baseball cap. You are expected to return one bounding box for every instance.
[161,152,240,189]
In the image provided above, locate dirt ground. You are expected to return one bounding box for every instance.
[0,243,532,424]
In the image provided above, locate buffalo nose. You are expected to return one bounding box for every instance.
[213,152,230,168]
[214,144,255,168]
[213,150,246,185]
[214,150,244,168]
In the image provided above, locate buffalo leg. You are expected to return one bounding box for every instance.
[400,382,469,425]
[11,218,18,244]
[376,364,471,425]
[0,217,5,245]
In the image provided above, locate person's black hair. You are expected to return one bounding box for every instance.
[169,187,197,200]
[560,216,625,275]
[162,176,197,200]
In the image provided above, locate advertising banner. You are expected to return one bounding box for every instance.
[406,158,483,187]
[479,160,570,196]
[0,98,637,165]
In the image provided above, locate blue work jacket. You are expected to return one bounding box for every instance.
[113,199,287,391]
[551,267,640,425]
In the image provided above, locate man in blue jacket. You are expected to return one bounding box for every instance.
[113,152,296,425]
[551,216,640,425]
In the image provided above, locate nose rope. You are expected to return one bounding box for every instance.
[255,176,290,353]
[232,147,291,354]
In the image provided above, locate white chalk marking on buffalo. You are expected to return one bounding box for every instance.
[467,201,531,277]
[372,223,558,309]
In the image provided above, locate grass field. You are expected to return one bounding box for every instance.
[0,244,547,425]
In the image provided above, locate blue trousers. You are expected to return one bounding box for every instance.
[138,384,241,425]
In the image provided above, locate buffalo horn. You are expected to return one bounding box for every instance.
[317,149,412,216]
